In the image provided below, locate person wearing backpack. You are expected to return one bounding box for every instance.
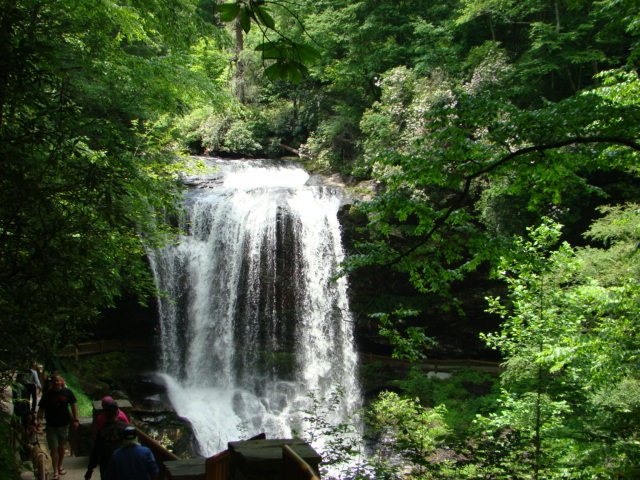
[106,426,159,480]
[85,400,128,480]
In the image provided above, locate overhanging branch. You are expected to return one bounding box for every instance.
[467,136,640,180]
[382,136,640,268]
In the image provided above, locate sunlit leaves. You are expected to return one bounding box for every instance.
[216,2,241,21]
[367,391,451,476]
[0,0,207,373]
[455,0,516,25]
[256,40,320,83]
[214,1,319,83]
[370,308,433,361]
[478,208,640,475]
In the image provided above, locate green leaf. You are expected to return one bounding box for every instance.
[239,6,252,33]
[254,6,275,29]
[286,63,303,83]
[264,62,288,81]
[263,60,307,83]
[294,43,321,63]
[255,41,285,60]
[215,3,240,22]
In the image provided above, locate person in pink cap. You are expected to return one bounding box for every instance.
[92,396,129,436]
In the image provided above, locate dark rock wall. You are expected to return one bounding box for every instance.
[338,201,503,361]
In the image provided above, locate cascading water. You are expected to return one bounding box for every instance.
[148,158,361,456]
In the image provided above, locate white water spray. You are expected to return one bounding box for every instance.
[149,159,361,456]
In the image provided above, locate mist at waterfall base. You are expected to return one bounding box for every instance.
[149,158,362,458]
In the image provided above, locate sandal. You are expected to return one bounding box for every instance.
[52,476,59,480]
[58,468,66,475]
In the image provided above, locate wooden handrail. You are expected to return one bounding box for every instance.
[359,352,501,371]
[204,432,265,480]
[135,427,179,462]
[282,444,320,480]
[57,338,153,358]
[34,445,48,480]
[59,340,501,374]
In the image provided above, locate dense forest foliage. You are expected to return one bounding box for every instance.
[1,0,639,478]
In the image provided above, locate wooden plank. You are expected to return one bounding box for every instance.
[92,399,133,412]
[205,449,230,480]
[282,445,320,480]
[202,432,264,480]
[136,427,180,462]
[164,457,206,480]
[57,338,153,357]
[358,352,502,372]
[229,439,320,463]
[228,438,321,480]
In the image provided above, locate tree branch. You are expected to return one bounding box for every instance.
[467,136,640,181]
[382,136,640,268]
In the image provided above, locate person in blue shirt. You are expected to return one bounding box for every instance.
[106,426,159,480]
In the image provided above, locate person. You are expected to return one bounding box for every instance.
[85,400,128,480]
[33,362,45,384]
[12,375,31,427]
[12,376,34,457]
[31,362,45,408]
[106,426,159,480]
[43,371,65,393]
[37,374,79,480]
[92,395,129,436]
[18,365,42,414]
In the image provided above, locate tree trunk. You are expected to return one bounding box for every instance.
[234,19,246,104]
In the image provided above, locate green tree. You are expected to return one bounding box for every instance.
[214,0,320,85]
[0,0,215,377]
[456,0,634,103]
[476,209,640,478]
[291,0,462,172]
[366,391,451,479]
[347,60,640,308]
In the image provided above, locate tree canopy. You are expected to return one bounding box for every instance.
[1,0,640,476]
[0,0,217,372]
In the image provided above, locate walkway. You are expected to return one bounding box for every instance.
[39,456,88,480]
[19,428,89,480]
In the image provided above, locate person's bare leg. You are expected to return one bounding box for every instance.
[57,445,65,474]
[51,448,60,477]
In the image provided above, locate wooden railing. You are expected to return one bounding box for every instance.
[58,340,501,375]
[283,445,321,480]
[204,433,266,480]
[359,352,501,373]
[34,445,48,480]
[205,449,230,480]
[136,427,179,463]
[9,416,48,480]
[58,338,152,358]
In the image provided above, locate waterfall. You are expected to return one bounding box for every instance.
[148,158,361,456]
